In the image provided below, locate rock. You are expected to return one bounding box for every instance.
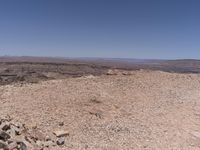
[0,130,11,141]
[45,135,51,141]
[90,97,101,104]
[16,139,35,150]
[10,124,22,135]
[6,129,16,138]
[58,121,64,126]
[13,122,23,129]
[0,122,10,131]
[44,140,56,148]
[85,75,95,79]
[0,118,62,149]
[8,142,18,150]
[107,69,118,75]
[0,141,9,150]
[53,130,69,137]
[25,122,37,130]
[14,136,34,149]
[191,131,200,139]
[4,116,12,122]
[89,110,103,119]
[24,136,34,144]
[7,139,15,144]
[36,140,44,147]
[17,141,27,150]
[30,129,46,141]
[56,137,65,145]
[122,71,132,75]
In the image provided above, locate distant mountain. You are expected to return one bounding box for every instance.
[0,56,199,73]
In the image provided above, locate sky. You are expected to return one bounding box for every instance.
[0,0,200,59]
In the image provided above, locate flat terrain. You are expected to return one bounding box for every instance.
[0,57,200,149]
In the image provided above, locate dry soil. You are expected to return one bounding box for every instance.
[0,70,200,150]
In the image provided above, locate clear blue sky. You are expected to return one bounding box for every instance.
[0,0,200,59]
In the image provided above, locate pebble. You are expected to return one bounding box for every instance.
[57,137,65,145]
[59,121,64,126]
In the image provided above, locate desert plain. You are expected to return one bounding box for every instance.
[0,57,200,150]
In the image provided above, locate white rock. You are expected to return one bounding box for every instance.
[56,137,65,145]
[53,130,69,137]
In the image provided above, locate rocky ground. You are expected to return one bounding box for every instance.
[0,69,200,149]
[0,116,69,150]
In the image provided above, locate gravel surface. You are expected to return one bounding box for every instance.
[0,70,200,150]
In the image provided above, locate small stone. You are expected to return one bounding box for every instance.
[107,69,117,75]
[30,129,46,141]
[17,140,34,150]
[14,122,23,128]
[14,136,34,149]
[0,140,9,150]
[58,122,64,126]
[0,122,10,131]
[7,139,15,144]
[36,140,44,147]
[17,141,28,150]
[10,124,22,135]
[25,136,41,149]
[53,130,69,137]
[45,135,52,142]
[8,142,18,150]
[89,110,103,119]
[26,122,37,129]
[0,130,11,141]
[44,140,55,148]
[6,129,16,138]
[56,137,65,145]
[13,135,25,142]
[24,136,33,144]
[191,131,200,139]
